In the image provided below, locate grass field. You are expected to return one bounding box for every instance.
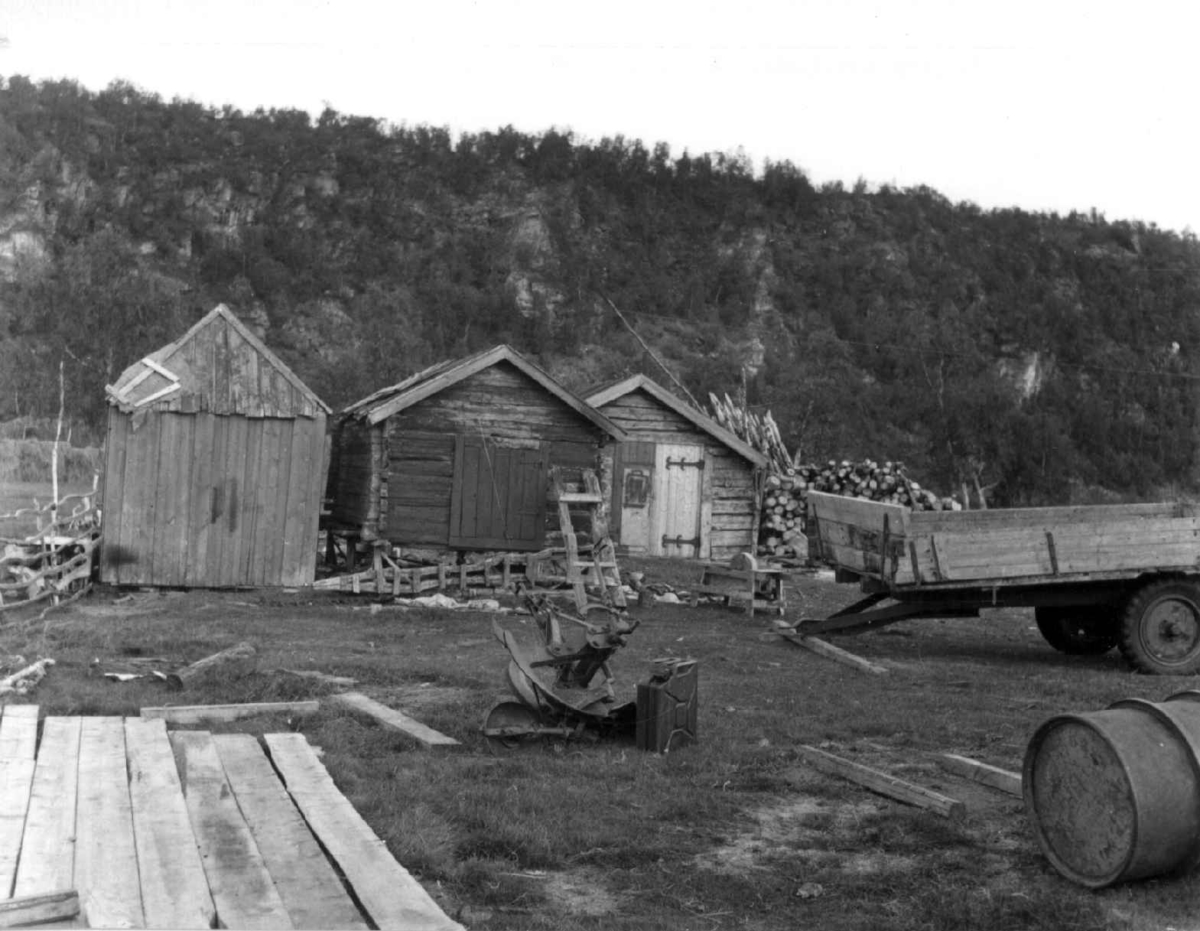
[2,554,1197,930]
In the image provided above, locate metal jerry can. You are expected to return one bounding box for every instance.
[636,658,699,753]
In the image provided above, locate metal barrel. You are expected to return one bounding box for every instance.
[1023,697,1200,888]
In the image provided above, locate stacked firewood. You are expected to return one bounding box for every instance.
[703,392,962,560]
[709,393,793,473]
[759,460,962,560]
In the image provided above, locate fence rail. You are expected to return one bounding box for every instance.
[0,483,101,612]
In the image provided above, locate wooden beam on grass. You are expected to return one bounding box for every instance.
[74,717,143,929]
[141,700,320,725]
[124,719,216,930]
[263,733,465,931]
[794,746,965,820]
[213,734,369,930]
[938,753,1022,797]
[0,890,79,929]
[175,640,258,688]
[0,705,38,897]
[169,730,292,929]
[330,691,459,747]
[276,668,358,689]
[764,626,889,676]
[14,717,81,898]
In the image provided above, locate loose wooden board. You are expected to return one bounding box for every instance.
[794,745,965,820]
[214,734,368,931]
[141,700,319,724]
[330,692,459,747]
[170,730,294,930]
[766,628,889,676]
[264,733,464,931]
[938,753,1022,797]
[74,717,144,929]
[0,705,38,897]
[124,718,216,930]
[0,889,79,929]
[14,717,81,898]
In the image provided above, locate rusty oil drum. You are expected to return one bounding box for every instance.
[1023,690,1200,888]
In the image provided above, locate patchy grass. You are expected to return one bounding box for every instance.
[3,560,1199,929]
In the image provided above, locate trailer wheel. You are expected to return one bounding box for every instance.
[1034,606,1119,655]
[1119,580,1200,675]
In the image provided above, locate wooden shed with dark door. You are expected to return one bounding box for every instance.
[100,304,330,588]
[325,345,625,553]
[585,374,768,561]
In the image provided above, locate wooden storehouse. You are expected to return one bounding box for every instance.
[585,374,768,561]
[326,345,626,553]
[100,304,330,588]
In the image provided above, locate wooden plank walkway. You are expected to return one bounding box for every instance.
[0,705,463,930]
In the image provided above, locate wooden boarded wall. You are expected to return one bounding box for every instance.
[706,445,759,562]
[130,315,325,418]
[598,391,759,561]
[101,409,327,587]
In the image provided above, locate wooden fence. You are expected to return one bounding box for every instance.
[0,484,101,613]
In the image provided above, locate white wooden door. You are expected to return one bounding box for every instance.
[654,443,704,557]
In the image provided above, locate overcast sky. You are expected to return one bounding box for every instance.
[2,0,1198,234]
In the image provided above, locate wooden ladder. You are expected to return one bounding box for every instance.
[551,468,627,613]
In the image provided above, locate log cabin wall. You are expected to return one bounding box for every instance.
[376,362,612,550]
[596,390,760,561]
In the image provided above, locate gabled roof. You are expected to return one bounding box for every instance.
[344,345,626,440]
[106,304,330,417]
[585,373,769,467]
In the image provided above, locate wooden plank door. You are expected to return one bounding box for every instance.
[614,441,656,554]
[449,436,546,550]
[654,443,704,558]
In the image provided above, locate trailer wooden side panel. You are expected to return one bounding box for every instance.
[809,491,1200,590]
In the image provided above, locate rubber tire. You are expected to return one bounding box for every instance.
[1119,580,1200,675]
[1034,606,1119,655]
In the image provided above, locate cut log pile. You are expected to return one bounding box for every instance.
[759,460,962,560]
[707,387,967,562]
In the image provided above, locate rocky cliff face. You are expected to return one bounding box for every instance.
[5,80,1200,504]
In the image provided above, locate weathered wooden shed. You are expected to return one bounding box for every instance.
[585,374,768,561]
[326,345,625,552]
[100,304,330,588]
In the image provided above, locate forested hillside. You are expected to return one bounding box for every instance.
[3,75,1200,505]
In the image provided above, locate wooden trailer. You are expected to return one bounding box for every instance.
[325,345,626,554]
[585,374,767,560]
[802,490,1200,675]
[100,304,330,588]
